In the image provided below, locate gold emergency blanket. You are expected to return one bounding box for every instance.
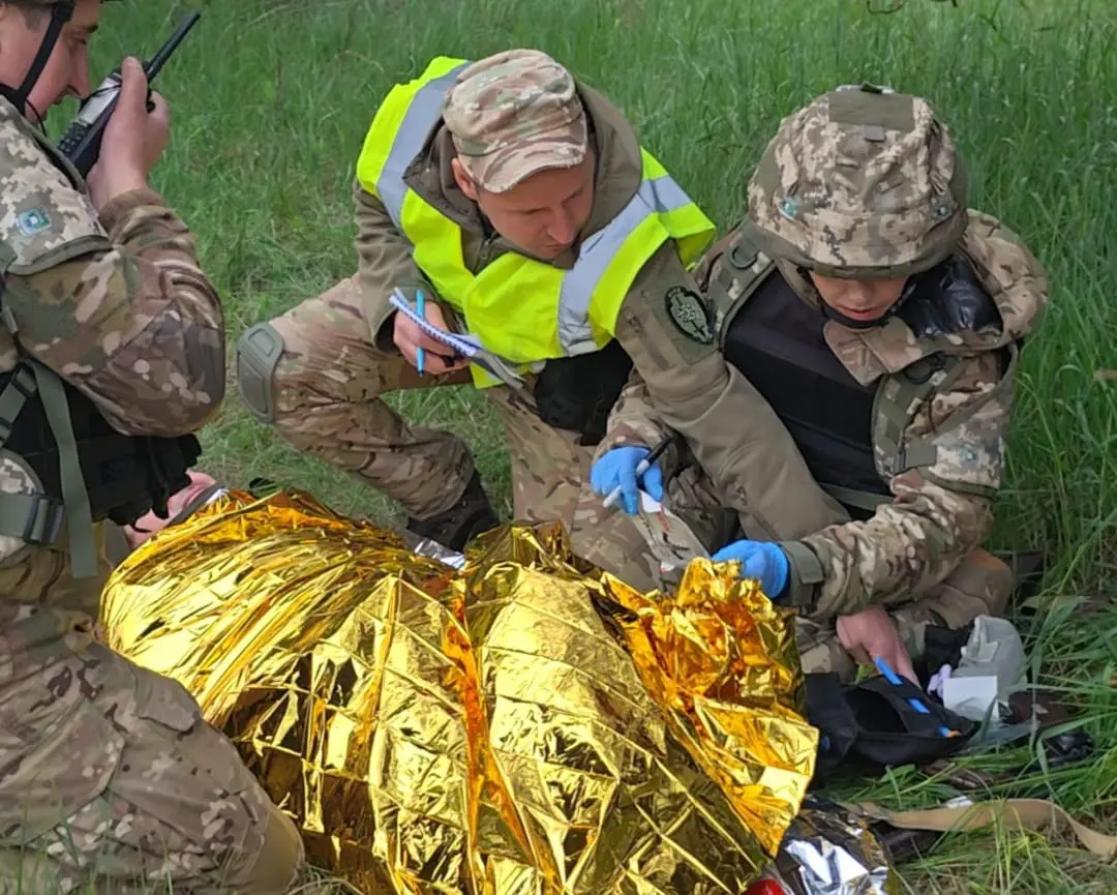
[101,491,817,894]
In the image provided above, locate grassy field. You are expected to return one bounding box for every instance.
[72,0,1117,891]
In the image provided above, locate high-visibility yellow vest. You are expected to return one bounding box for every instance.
[356,56,715,388]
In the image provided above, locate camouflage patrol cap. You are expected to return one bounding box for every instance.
[443,49,588,194]
[744,85,968,279]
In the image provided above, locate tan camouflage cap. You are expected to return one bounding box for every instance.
[443,49,588,193]
[743,84,968,279]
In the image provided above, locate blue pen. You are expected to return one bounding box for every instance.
[874,656,955,738]
[415,290,426,376]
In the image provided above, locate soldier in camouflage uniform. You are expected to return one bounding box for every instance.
[593,85,1046,681]
[237,50,845,575]
[0,1,302,889]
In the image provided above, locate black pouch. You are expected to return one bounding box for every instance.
[532,339,633,446]
[0,363,200,528]
[807,673,975,780]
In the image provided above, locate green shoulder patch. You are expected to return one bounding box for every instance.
[664,286,714,344]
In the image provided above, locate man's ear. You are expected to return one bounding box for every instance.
[451,157,480,202]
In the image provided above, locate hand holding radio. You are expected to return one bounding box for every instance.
[85,58,169,211]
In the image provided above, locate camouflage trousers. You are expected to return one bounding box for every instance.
[795,547,1014,681]
[263,276,675,587]
[0,597,303,892]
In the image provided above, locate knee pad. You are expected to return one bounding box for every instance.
[235,803,305,892]
[237,323,285,423]
[933,548,1014,623]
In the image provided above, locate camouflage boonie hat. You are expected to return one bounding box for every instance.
[744,84,968,279]
[443,49,588,193]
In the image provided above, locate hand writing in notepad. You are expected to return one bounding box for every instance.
[393,295,469,375]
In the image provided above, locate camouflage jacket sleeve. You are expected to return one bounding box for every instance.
[353,180,429,349]
[595,366,680,467]
[785,348,1013,619]
[3,178,224,438]
[610,243,846,540]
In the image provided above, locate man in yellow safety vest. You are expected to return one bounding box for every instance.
[237,49,843,581]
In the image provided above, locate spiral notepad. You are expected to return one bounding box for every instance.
[389,290,481,358]
[388,289,526,390]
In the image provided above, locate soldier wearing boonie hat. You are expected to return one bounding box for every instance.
[239,49,845,587]
[594,84,1047,683]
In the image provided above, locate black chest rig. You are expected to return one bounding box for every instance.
[0,295,199,579]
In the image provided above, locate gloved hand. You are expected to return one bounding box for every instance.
[711,539,790,599]
[590,446,664,515]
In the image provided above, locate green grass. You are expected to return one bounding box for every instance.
[63,0,1117,891]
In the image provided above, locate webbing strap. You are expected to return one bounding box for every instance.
[859,798,1117,858]
[7,3,73,117]
[32,361,96,577]
[820,483,891,514]
[874,353,968,476]
[713,229,774,345]
[0,364,37,447]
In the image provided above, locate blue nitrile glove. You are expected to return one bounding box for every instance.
[711,539,790,599]
[590,446,665,515]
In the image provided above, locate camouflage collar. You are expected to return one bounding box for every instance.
[0,92,84,190]
[776,211,1047,386]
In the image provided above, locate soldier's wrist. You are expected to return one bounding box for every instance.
[97,186,167,233]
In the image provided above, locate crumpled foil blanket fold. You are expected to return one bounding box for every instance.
[102,491,818,894]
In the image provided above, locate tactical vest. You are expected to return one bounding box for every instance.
[0,345,200,578]
[711,231,984,518]
[355,56,716,389]
[0,210,199,578]
[722,271,886,519]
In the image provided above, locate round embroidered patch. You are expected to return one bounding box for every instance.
[665,286,714,344]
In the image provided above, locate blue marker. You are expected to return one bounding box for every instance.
[874,656,955,738]
[416,290,426,375]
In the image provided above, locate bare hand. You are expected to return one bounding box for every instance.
[87,57,170,210]
[392,298,470,375]
[836,604,919,684]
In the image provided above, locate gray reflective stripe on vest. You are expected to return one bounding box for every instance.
[376,64,469,230]
[557,174,694,355]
